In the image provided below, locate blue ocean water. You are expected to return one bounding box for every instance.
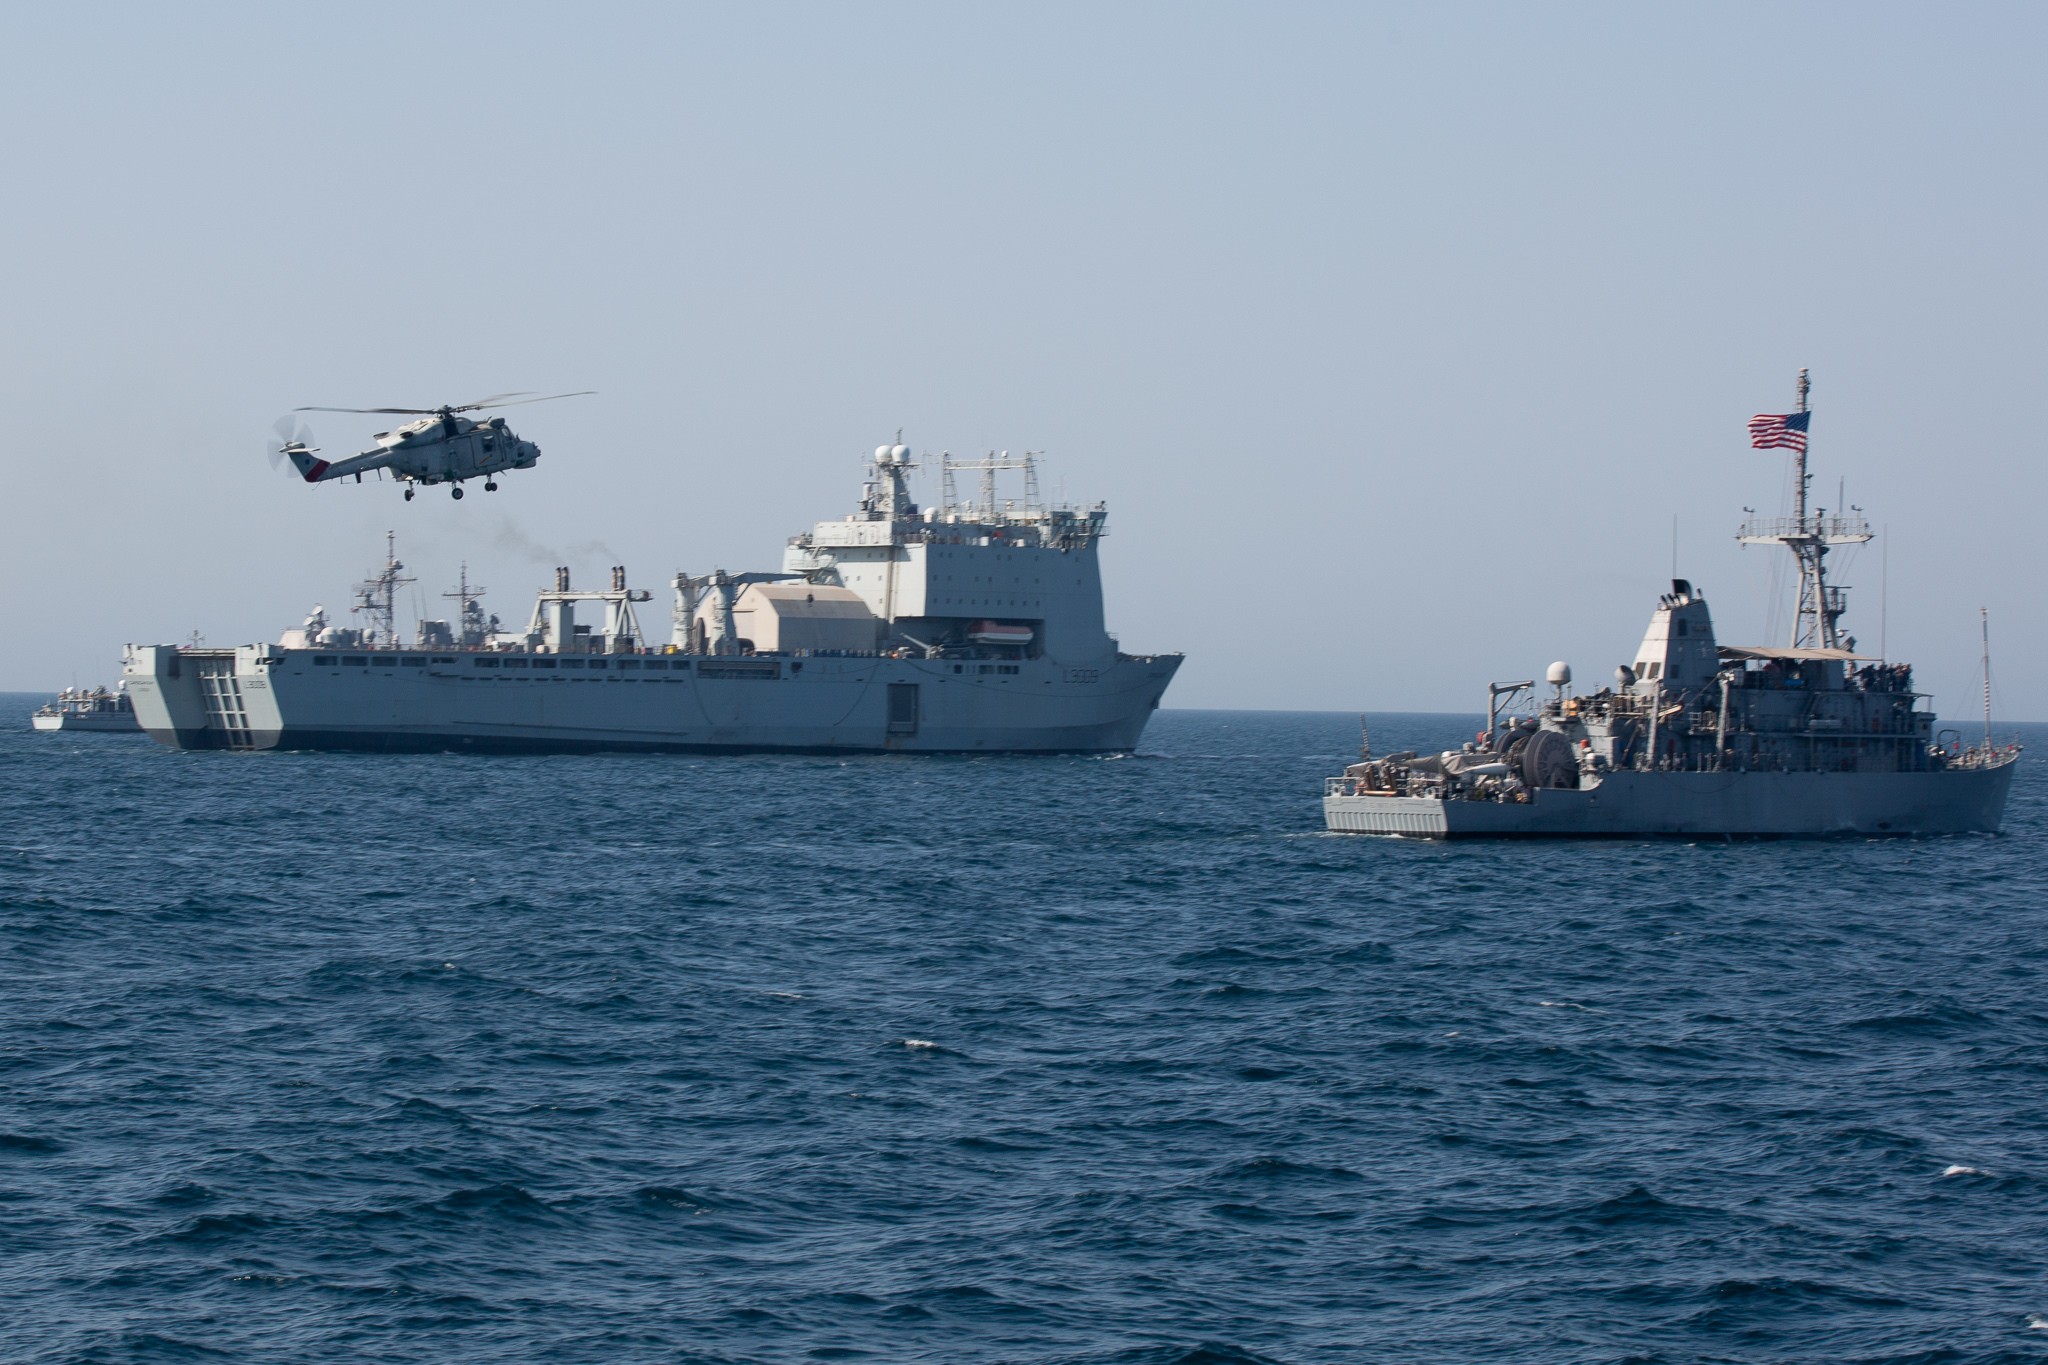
[3,697,2045,1365]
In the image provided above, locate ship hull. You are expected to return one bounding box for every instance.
[31,711,141,733]
[122,645,1180,755]
[1324,763,2017,838]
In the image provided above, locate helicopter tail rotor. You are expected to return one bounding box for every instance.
[267,416,323,479]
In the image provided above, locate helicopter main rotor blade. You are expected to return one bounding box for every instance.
[451,389,597,413]
[293,405,440,415]
[449,391,537,410]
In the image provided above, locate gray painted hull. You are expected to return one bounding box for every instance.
[123,646,1180,755]
[30,711,141,733]
[1324,763,2017,838]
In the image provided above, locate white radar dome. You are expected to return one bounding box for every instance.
[891,444,910,461]
[1546,661,1572,687]
[875,445,894,463]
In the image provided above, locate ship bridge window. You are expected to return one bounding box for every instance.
[373,656,398,666]
[314,656,337,666]
[473,658,500,669]
[559,659,585,669]
[343,657,368,667]
[644,659,668,670]
[402,657,426,667]
[616,660,640,670]
[430,656,455,665]
[531,659,557,669]
[588,659,607,670]
[501,658,526,668]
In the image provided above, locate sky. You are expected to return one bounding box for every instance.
[2,2,2042,717]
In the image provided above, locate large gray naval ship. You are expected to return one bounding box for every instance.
[1324,379,2018,838]
[124,444,1181,753]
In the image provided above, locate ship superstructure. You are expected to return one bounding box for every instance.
[1323,379,2017,837]
[122,442,1181,753]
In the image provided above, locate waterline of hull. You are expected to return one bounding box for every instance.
[1324,763,2018,838]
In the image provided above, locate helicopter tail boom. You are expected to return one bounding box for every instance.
[293,448,398,484]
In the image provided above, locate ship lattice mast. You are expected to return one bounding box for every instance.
[443,563,489,646]
[352,530,415,647]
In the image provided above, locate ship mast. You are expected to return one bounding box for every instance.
[1737,370,1871,650]
[352,530,415,647]
[442,563,489,646]
[1982,606,1994,749]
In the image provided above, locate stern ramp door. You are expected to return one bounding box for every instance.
[887,683,919,735]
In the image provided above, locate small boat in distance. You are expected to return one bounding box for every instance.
[32,684,142,733]
[1323,374,2018,838]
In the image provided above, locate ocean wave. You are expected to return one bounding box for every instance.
[9,708,2048,1363]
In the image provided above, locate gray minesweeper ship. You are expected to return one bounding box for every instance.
[123,444,1181,753]
[1324,381,2018,838]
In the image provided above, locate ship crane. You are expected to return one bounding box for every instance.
[527,565,653,653]
[668,570,804,655]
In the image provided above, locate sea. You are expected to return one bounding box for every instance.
[4,698,2046,1365]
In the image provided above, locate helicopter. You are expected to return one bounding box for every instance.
[271,390,593,500]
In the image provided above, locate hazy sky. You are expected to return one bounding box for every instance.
[4,3,2042,717]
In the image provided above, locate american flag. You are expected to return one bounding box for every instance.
[1748,410,1811,452]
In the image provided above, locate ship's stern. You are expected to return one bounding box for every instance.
[122,645,284,751]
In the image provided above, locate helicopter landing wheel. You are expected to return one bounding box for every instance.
[451,485,465,500]
[403,487,414,502]
[485,481,498,492]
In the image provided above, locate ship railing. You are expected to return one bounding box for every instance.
[1326,773,1444,799]
[1327,775,1409,797]
[1945,742,2023,770]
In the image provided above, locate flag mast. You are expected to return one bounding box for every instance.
[1793,367,1810,534]
[1789,367,1822,649]
[1739,369,1870,651]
